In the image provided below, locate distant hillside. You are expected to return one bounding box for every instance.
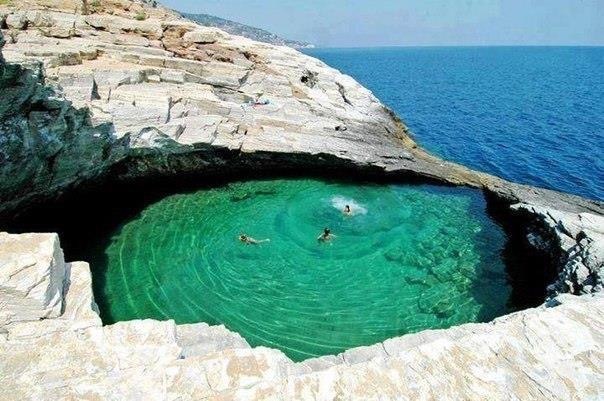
[182,13,314,49]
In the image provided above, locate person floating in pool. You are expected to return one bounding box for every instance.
[317,228,336,242]
[239,234,270,245]
[343,205,352,216]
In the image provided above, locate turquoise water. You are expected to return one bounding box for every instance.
[95,179,510,361]
[305,47,604,201]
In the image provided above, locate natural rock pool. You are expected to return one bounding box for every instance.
[89,179,512,361]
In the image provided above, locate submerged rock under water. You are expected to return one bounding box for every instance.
[91,179,511,361]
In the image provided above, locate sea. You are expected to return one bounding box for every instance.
[305,47,604,201]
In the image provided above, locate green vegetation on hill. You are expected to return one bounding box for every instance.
[183,12,313,49]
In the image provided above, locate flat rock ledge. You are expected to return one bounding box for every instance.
[0,0,602,218]
[0,231,603,401]
[1,1,604,399]
[0,0,602,295]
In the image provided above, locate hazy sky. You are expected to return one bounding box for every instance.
[161,0,604,47]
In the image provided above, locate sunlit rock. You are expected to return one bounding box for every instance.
[0,0,603,399]
[0,232,65,327]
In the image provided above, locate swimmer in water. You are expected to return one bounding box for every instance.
[239,234,270,245]
[317,228,336,242]
[343,204,352,216]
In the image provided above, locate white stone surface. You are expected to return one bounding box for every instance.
[176,322,250,358]
[0,232,65,327]
[0,232,602,400]
[0,1,603,399]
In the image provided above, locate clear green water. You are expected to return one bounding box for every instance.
[96,179,511,361]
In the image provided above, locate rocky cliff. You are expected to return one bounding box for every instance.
[0,0,603,399]
[1,0,602,297]
[0,0,418,213]
[0,0,602,214]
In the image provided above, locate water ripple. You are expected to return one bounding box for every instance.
[96,179,511,361]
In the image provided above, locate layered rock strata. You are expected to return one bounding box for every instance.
[0,232,602,400]
[0,1,603,399]
[0,0,600,211]
[0,0,602,292]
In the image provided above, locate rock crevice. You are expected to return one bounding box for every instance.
[0,1,603,399]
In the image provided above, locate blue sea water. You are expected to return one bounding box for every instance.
[305,47,604,201]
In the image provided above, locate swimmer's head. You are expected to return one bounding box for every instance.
[344,205,351,212]
[324,228,331,235]
[239,234,247,241]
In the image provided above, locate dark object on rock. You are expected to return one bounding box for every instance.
[336,82,352,105]
[301,70,318,88]
[0,31,4,76]
[335,125,348,132]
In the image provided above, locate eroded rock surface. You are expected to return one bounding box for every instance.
[0,0,420,215]
[1,1,604,399]
[512,204,604,297]
[0,232,65,327]
[2,0,599,216]
[0,232,602,400]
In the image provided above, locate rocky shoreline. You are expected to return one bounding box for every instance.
[1,0,603,399]
[1,232,602,400]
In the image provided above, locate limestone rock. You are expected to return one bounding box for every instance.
[0,58,127,214]
[85,14,164,39]
[182,28,229,45]
[0,1,603,398]
[0,232,65,327]
[512,204,604,297]
[176,322,250,358]
[0,233,602,400]
[5,12,28,30]
[60,261,101,324]
[4,261,102,340]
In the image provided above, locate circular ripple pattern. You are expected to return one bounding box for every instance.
[97,179,511,361]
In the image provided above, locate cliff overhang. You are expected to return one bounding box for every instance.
[0,1,603,399]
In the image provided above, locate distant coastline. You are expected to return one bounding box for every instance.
[183,12,314,49]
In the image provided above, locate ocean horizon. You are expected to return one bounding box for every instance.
[306,46,604,201]
[309,45,604,50]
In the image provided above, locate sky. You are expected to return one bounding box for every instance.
[160,0,604,48]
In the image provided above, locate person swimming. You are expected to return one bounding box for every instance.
[239,234,270,245]
[343,205,352,216]
[317,228,336,242]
